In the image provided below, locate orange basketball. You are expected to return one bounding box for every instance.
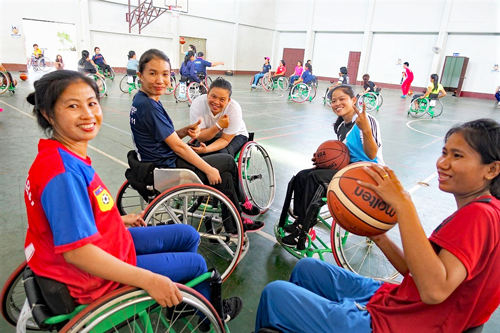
[327,162,398,236]
[408,90,413,95]
[315,140,350,170]
[19,73,28,81]
[179,37,186,45]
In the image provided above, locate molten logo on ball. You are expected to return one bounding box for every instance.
[353,186,395,217]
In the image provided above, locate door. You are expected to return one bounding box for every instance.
[282,48,305,76]
[347,51,361,86]
[440,56,469,97]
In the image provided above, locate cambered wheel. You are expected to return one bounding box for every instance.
[0,261,40,330]
[429,99,444,118]
[331,222,399,280]
[60,285,225,333]
[174,82,189,102]
[38,57,52,72]
[187,82,207,104]
[277,76,289,90]
[143,184,243,282]
[238,142,275,213]
[0,72,10,94]
[119,75,129,93]
[262,75,273,92]
[115,180,150,216]
[290,83,310,103]
[91,75,107,98]
[408,98,428,118]
[358,93,379,112]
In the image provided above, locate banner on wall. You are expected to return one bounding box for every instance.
[11,25,21,38]
[492,64,499,73]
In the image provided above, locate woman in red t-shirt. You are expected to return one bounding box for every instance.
[255,118,500,333]
[271,60,286,81]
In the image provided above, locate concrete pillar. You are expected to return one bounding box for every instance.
[76,0,91,55]
[358,0,376,81]
[231,1,240,72]
[304,0,316,63]
[430,0,454,74]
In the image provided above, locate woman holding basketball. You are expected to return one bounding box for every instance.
[281,85,384,247]
[257,118,500,333]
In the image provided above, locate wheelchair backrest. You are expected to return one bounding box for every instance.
[153,168,203,193]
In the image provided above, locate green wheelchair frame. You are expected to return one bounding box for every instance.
[262,76,289,91]
[0,71,16,95]
[97,64,115,80]
[1,261,229,332]
[408,95,443,118]
[288,80,318,103]
[357,91,383,112]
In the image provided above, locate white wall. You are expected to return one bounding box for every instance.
[313,32,364,78]
[312,0,370,32]
[447,0,500,33]
[236,25,275,71]
[444,34,500,94]
[274,32,307,68]
[367,33,439,87]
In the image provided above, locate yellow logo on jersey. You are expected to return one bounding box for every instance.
[93,185,114,212]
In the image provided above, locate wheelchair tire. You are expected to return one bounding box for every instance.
[60,285,225,333]
[238,142,275,213]
[187,82,207,104]
[38,57,52,72]
[278,76,289,90]
[377,94,384,108]
[0,261,41,330]
[290,83,310,103]
[309,85,317,102]
[142,184,243,282]
[262,75,273,92]
[119,75,129,93]
[429,99,444,118]
[331,222,399,280]
[358,93,379,112]
[107,68,115,80]
[115,180,150,216]
[164,76,176,95]
[174,83,189,102]
[88,74,107,98]
[0,72,10,94]
[205,76,212,86]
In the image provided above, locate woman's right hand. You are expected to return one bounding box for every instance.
[144,273,183,308]
[206,167,222,185]
[218,115,229,129]
[311,152,317,167]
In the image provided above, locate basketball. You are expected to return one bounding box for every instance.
[179,37,186,45]
[315,140,350,170]
[408,90,413,95]
[19,73,27,81]
[327,162,398,237]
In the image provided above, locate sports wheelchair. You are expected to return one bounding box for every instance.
[27,50,52,72]
[250,73,269,90]
[0,71,16,95]
[288,78,318,103]
[262,75,289,91]
[1,261,230,332]
[408,94,443,118]
[115,151,246,282]
[174,76,207,106]
[356,90,383,112]
[97,64,115,80]
[274,176,400,281]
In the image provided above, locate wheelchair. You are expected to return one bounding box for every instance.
[262,75,289,91]
[187,81,208,105]
[115,151,246,282]
[408,94,443,118]
[1,261,229,332]
[250,73,269,90]
[27,51,52,72]
[274,177,400,281]
[289,79,317,103]
[356,90,383,112]
[164,72,177,95]
[174,76,195,104]
[0,71,16,95]
[97,64,115,80]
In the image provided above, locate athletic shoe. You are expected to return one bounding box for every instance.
[241,198,260,216]
[282,221,301,234]
[223,297,243,323]
[401,95,407,98]
[242,218,264,233]
[498,102,500,106]
[281,230,307,249]
[251,84,257,88]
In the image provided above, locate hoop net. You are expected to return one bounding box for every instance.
[167,5,181,18]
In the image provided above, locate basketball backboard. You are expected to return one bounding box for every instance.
[152,0,188,13]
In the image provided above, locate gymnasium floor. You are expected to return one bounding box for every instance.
[0,72,499,332]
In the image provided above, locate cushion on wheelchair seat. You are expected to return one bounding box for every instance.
[23,267,76,328]
[126,150,156,200]
[180,76,189,83]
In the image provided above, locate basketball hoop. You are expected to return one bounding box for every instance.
[171,9,180,18]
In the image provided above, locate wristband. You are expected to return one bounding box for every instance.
[215,122,223,131]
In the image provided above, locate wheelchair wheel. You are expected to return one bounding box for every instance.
[88,74,107,98]
[331,222,399,280]
[0,261,41,330]
[61,285,225,333]
[174,82,189,102]
[115,180,150,216]
[38,57,52,72]
[238,142,275,212]
[143,184,243,282]
[205,76,213,86]
[290,83,310,103]
[358,93,379,112]
[119,75,129,93]
[377,94,384,108]
[188,82,207,104]
[107,68,115,80]
[408,98,428,118]
[309,85,317,102]
[0,72,10,94]
[277,76,289,90]
[262,75,273,92]
[429,99,443,118]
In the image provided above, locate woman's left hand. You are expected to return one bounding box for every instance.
[187,119,201,139]
[122,212,146,227]
[353,102,371,134]
[192,142,208,154]
[357,164,410,211]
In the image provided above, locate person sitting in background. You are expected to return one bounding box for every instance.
[194,52,224,79]
[32,44,43,59]
[270,60,286,81]
[77,50,102,78]
[180,51,203,87]
[92,47,112,76]
[411,74,446,109]
[127,50,139,84]
[251,57,271,88]
[289,61,304,86]
[326,66,349,99]
[54,54,64,70]
[362,74,379,93]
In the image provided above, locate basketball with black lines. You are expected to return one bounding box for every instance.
[315,140,350,170]
[327,162,398,236]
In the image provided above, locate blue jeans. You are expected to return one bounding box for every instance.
[129,224,210,300]
[290,75,299,86]
[255,258,382,333]
[495,92,500,102]
[253,73,265,85]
